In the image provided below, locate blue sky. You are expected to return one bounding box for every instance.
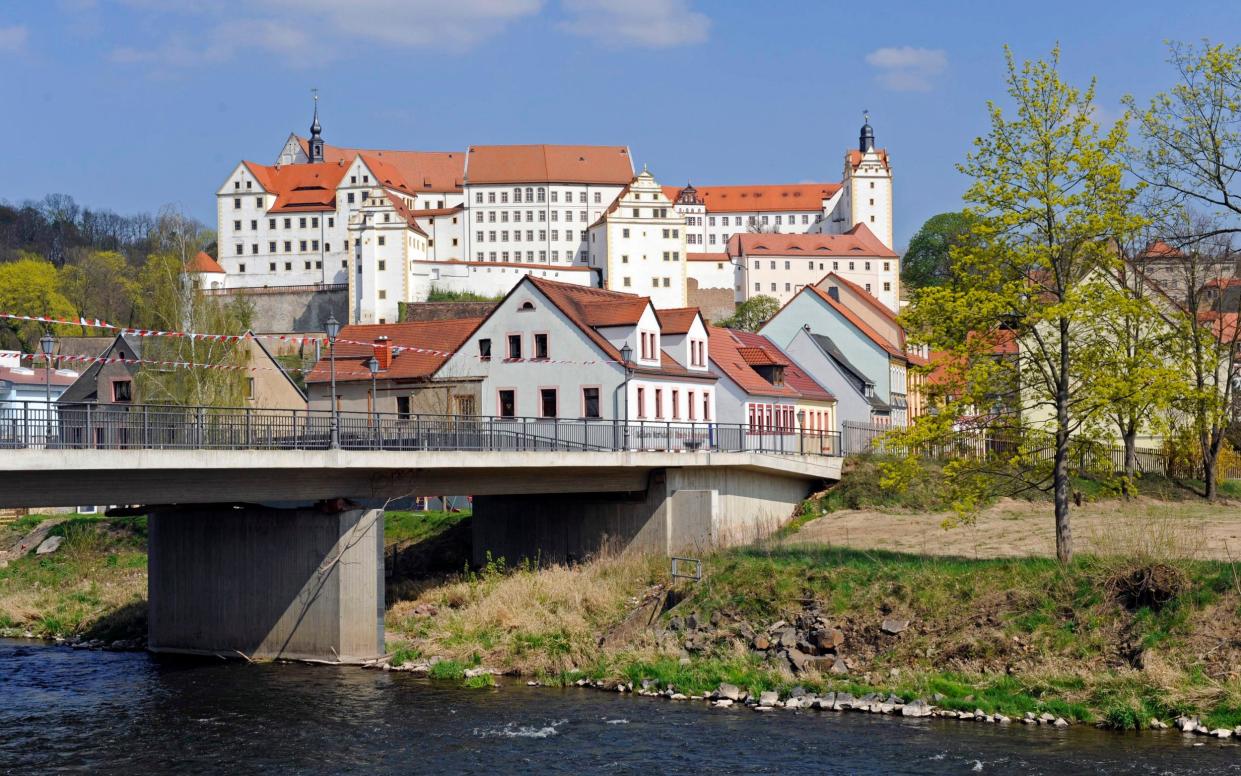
[1,0,1237,247]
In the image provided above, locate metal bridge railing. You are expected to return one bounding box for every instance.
[0,401,841,457]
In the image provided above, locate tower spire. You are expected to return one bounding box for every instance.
[308,88,324,163]
[859,109,875,153]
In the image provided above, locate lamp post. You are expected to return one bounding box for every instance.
[797,409,806,455]
[366,355,379,439]
[324,315,341,449]
[40,333,55,443]
[619,343,632,450]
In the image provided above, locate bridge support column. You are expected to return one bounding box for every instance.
[148,503,383,663]
[471,467,814,565]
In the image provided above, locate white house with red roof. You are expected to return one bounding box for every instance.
[433,276,717,423]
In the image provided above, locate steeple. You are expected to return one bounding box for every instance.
[308,89,324,164]
[859,110,875,153]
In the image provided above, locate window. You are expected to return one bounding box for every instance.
[235,243,243,255]
[239,263,246,273]
[593,192,601,203]
[299,240,307,251]
[654,389,664,419]
[688,391,696,420]
[475,192,483,204]
[245,377,256,401]
[671,389,680,419]
[539,388,558,418]
[112,380,132,402]
[703,392,711,421]
[478,338,492,361]
[328,217,334,228]
[884,282,891,291]
[396,395,411,420]
[636,387,646,418]
[582,387,600,418]
[269,241,276,252]
[269,262,277,271]
[233,220,242,231]
[299,217,307,228]
[233,198,241,209]
[378,260,386,271]
[454,395,476,416]
[534,333,549,359]
[378,290,387,300]
[348,192,355,203]
[378,236,386,246]
[507,334,522,360]
[498,389,516,418]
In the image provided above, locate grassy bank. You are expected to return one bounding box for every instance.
[387,538,1241,730]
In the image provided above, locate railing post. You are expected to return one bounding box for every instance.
[196,406,204,449]
[143,405,149,448]
[86,403,93,449]
[22,401,28,449]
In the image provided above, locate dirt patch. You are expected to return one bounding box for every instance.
[786,498,1241,561]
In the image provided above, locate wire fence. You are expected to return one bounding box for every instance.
[0,401,841,457]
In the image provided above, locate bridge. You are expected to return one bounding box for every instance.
[0,402,841,663]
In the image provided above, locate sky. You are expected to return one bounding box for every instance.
[0,0,1238,248]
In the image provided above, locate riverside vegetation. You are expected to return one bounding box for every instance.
[5,484,1241,735]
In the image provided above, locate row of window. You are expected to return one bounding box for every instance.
[473,210,595,224]
[635,386,712,421]
[754,259,892,272]
[470,251,586,263]
[476,230,581,243]
[474,189,603,205]
[234,258,347,274]
[616,227,681,239]
[476,333,551,362]
[748,403,797,433]
[231,216,335,232]
[496,386,601,418]
[755,280,892,294]
[234,239,329,256]
[618,252,680,263]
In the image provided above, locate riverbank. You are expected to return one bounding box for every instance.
[5,500,1241,734]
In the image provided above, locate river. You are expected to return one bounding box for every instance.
[0,639,1236,774]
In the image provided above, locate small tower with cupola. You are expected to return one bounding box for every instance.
[841,111,893,250]
[308,89,325,164]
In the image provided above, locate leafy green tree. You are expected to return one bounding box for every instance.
[59,250,138,327]
[901,211,974,289]
[135,252,253,407]
[716,295,780,332]
[893,46,1142,563]
[1125,41,1241,500]
[0,255,81,351]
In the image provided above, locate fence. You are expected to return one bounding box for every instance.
[0,401,840,457]
[838,419,1235,478]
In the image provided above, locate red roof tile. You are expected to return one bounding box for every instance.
[186,251,225,273]
[801,286,904,359]
[707,326,800,399]
[655,307,703,335]
[847,148,890,171]
[296,137,466,193]
[244,160,349,212]
[818,271,905,347]
[0,366,80,386]
[305,318,484,383]
[466,145,633,185]
[383,191,429,237]
[663,183,840,214]
[686,252,729,262]
[728,223,897,259]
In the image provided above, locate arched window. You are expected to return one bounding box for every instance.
[513,187,522,203]
[537,187,546,202]
[519,301,535,311]
[525,187,534,202]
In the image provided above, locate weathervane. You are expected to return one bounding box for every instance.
[863,109,870,124]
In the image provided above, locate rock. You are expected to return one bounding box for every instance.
[1039,712,1056,724]
[829,657,848,675]
[1149,718,1166,730]
[810,628,846,652]
[785,648,812,674]
[776,627,799,649]
[834,693,855,711]
[758,691,779,707]
[685,613,699,631]
[995,714,1011,724]
[1211,728,1233,739]
[712,699,733,708]
[767,620,787,633]
[902,700,933,717]
[716,683,743,701]
[752,635,771,651]
[931,693,946,703]
[463,667,491,678]
[710,611,721,627]
[411,603,438,617]
[641,679,656,690]
[1234,725,1241,737]
[880,618,909,635]
[788,685,807,698]
[670,693,687,700]
[1054,718,1069,728]
[35,535,63,555]
[753,705,774,713]
[669,617,683,632]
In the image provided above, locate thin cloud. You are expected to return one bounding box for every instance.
[865,46,948,92]
[0,25,29,55]
[559,0,709,48]
[109,0,544,69]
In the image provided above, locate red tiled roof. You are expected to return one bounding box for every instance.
[244,161,349,212]
[410,259,594,272]
[296,137,465,193]
[848,148,890,171]
[305,318,484,383]
[524,276,714,381]
[186,251,225,273]
[466,145,633,185]
[384,192,430,237]
[662,183,840,214]
[728,223,897,259]
[686,252,729,262]
[1140,240,1183,259]
[802,285,904,359]
[655,307,703,335]
[707,326,800,399]
[782,361,835,403]
[818,271,905,348]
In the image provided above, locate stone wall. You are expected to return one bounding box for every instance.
[205,285,347,333]
[399,301,498,322]
[687,280,735,324]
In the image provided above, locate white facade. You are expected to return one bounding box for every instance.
[347,192,430,324]
[409,261,596,302]
[464,182,624,268]
[588,169,688,308]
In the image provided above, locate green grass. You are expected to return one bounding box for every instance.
[384,509,470,546]
[428,658,467,680]
[424,288,502,303]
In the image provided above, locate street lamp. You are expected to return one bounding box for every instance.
[324,315,341,449]
[619,343,632,450]
[366,355,380,434]
[40,333,55,443]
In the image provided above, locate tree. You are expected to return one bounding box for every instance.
[59,250,138,327]
[716,295,780,331]
[1125,41,1241,500]
[0,255,81,351]
[894,47,1142,563]
[901,211,975,289]
[135,252,253,407]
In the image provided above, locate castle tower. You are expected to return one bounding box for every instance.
[308,90,325,164]
[842,111,893,250]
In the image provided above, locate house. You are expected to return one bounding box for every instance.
[304,316,487,417]
[780,327,891,429]
[706,326,836,451]
[761,278,914,429]
[185,251,228,291]
[0,363,81,441]
[432,276,717,422]
[588,167,688,308]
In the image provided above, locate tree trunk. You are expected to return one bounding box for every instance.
[1054,317,1073,564]
[1203,428,1221,502]
[1123,429,1137,478]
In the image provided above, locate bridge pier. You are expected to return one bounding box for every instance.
[148,503,384,663]
[471,466,813,565]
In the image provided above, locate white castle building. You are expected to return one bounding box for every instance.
[214,100,896,323]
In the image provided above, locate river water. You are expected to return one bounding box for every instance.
[1,639,1236,775]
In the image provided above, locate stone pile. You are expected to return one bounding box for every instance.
[750,610,852,675]
[1173,716,1241,739]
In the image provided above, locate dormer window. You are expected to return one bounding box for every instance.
[519,301,535,312]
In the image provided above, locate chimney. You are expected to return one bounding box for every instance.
[373,335,392,370]
[827,286,839,301]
